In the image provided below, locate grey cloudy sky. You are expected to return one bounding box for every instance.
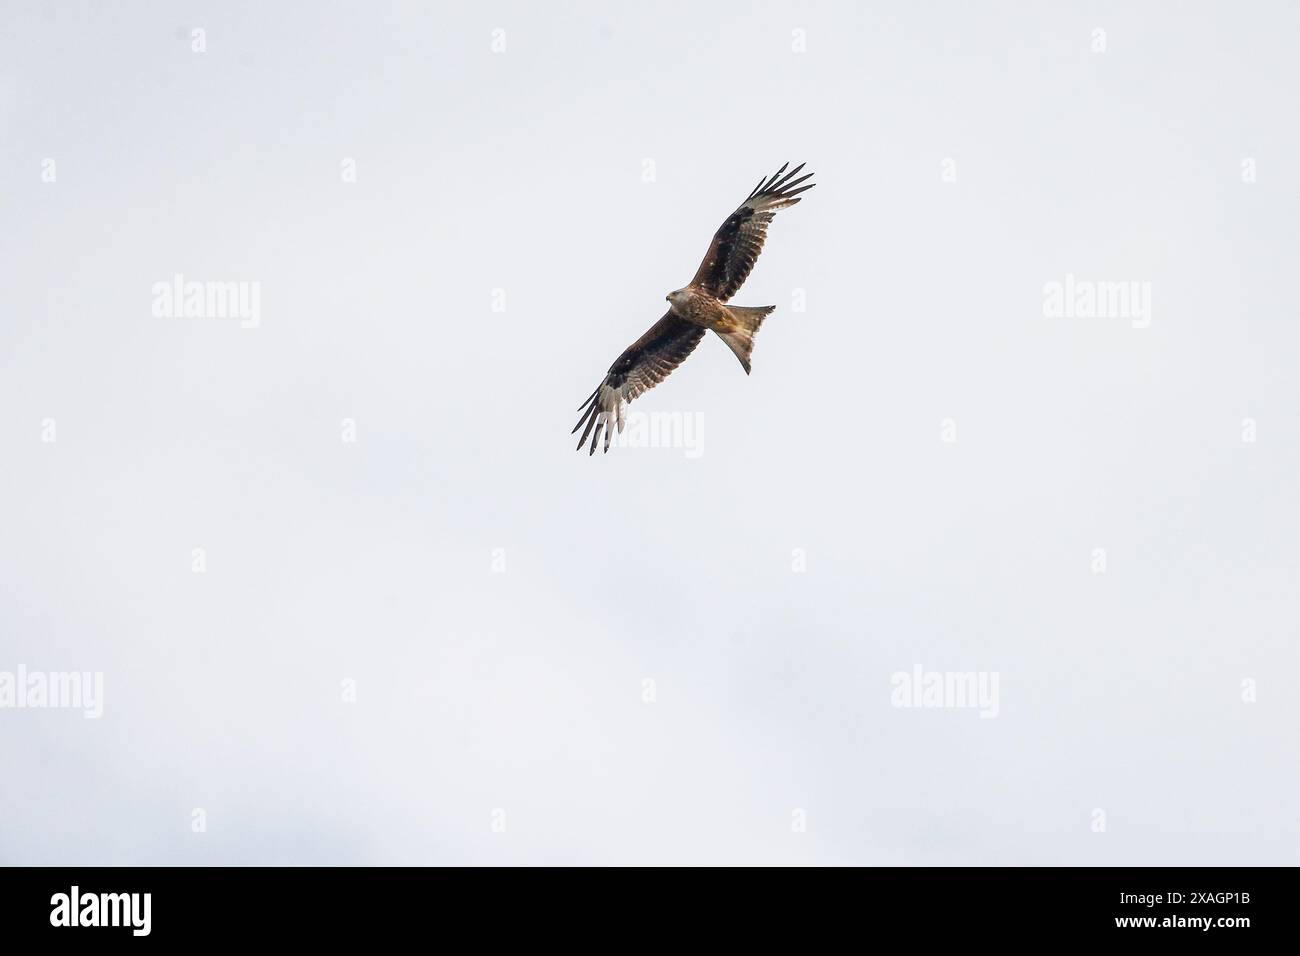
[1,0,1297,865]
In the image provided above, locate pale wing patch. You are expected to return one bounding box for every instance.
[573,315,705,455]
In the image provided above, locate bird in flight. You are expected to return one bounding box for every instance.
[573,163,815,454]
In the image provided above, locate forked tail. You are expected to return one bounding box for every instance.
[715,305,775,374]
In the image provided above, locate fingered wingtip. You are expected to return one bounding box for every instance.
[750,163,816,201]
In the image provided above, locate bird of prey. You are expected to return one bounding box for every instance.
[573,163,815,454]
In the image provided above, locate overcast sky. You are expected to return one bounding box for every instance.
[1,0,1297,865]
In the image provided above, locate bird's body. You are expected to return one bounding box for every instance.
[574,163,815,454]
[665,288,774,374]
[665,287,728,328]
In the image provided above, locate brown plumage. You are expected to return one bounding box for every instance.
[573,163,815,454]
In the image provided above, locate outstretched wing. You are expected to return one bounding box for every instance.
[689,162,816,302]
[573,312,705,455]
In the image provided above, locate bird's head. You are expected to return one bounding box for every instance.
[666,289,689,307]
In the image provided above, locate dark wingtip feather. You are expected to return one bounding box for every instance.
[770,163,806,192]
[781,171,815,192]
[575,398,600,448]
[759,163,789,194]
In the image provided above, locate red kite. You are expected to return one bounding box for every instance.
[574,163,815,454]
